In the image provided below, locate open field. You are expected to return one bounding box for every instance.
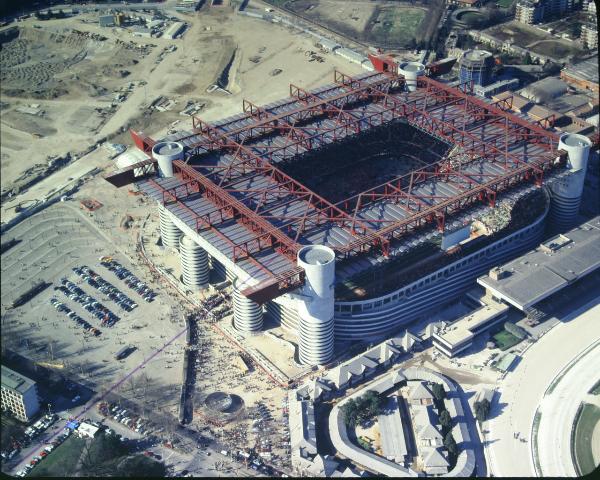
[573,403,600,476]
[370,7,426,47]
[1,6,364,196]
[279,0,442,48]
[28,435,86,478]
[484,21,583,61]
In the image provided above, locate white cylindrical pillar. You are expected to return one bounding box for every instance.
[152,141,184,178]
[159,204,182,249]
[179,236,209,289]
[549,133,592,231]
[297,245,336,366]
[233,279,263,333]
[399,62,425,92]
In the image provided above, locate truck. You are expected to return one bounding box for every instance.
[115,345,135,360]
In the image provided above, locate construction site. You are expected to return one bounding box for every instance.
[272,0,444,49]
[0,4,365,205]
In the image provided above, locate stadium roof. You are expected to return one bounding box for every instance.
[108,70,565,302]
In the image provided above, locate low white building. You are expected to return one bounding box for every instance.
[76,422,100,439]
[164,22,185,40]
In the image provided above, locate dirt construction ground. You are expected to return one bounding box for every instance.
[0,5,364,195]
[483,20,584,61]
[281,0,442,48]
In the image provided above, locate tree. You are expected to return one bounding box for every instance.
[444,432,458,457]
[474,399,491,424]
[80,432,130,476]
[523,52,533,66]
[340,391,384,427]
[341,399,359,427]
[439,409,452,432]
[431,383,446,401]
[116,455,166,477]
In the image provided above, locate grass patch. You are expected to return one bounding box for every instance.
[357,436,373,452]
[29,435,86,477]
[496,0,514,8]
[370,7,425,47]
[590,380,600,395]
[493,330,522,351]
[530,40,582,59]
[573,403,600,475]
[457,11,484,26]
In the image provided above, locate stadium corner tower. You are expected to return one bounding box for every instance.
[105,62,593,366]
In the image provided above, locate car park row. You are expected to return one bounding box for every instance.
[1,414,59,466]
[99,257,156,302]
[50,297,102,336]
[55,277,119,326]
[97,402,154,437]
[72,265,138,312]
[13,414,61,477]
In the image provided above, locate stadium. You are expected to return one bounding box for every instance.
[105,57,593,366]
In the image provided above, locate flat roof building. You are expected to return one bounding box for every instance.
[477,216,600,311]
[1,366,40,422]
[560,56,599,93]
[432,289,510,357]
[164,22,185,40]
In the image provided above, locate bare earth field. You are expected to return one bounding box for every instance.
[279,0,442,48]
[0,7,364,195]
[484,20,584,61]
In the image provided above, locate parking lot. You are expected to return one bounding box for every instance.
[1,202,188,420]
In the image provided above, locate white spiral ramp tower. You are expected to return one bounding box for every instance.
[398,62,425,92]
[549,133,592,231]
[233,279,263,333]
[152,141,184,178]
[179,235,210,289]
[153,141,185,249]
[158,204,182,250]
[296,245,336,366]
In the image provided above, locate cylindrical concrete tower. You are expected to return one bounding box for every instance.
[152,141,184,178]
[179,235,209,289]
[459,49,494,87]
[233,279,263,333]
[398,62,425,92]
[159,204,182,249]
[296,245,335,366]
[549,133,592,231]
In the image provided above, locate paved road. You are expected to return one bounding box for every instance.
[536,340,600,476]
[484,299,600,477]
